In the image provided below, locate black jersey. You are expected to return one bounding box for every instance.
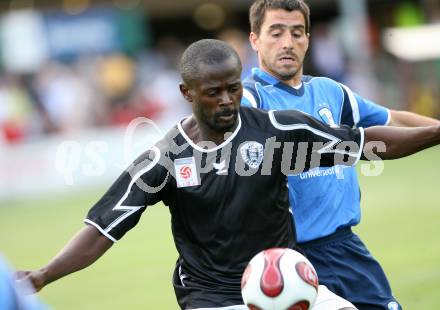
[85,107,363,309]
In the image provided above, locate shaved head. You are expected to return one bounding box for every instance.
[180,39,242,86]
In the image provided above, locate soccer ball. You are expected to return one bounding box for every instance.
[241,248,319,310]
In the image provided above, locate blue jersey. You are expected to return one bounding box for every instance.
[241,68,390,242]
[0,256,49,310]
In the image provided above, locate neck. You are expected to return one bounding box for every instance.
[260,65,303,88]
[182,116,236,146]
[277,71,303,88]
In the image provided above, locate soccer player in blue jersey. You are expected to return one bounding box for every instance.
[241,1,440,309]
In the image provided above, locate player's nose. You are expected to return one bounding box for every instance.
[219,90,233,106]
[281,33,295,49]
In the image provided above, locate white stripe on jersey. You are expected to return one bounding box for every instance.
[178,264,188,287]
[178,115,242,153]
[85,146,162,242]
[84,219,117,243]
[106,146,161,232]
[268,110,363,158]
[353,127,364,166]
[242,88,258,108]
[384,109,392,126]
[340,84,360,126]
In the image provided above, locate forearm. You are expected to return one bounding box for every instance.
[389,110,440,127]
[364,125,440,160]
[35,225,113,289]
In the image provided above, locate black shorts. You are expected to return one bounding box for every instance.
[172,261,245,310]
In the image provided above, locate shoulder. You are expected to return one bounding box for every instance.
[240,106,276,133]
[242,76,265,108]
[303,75,344,94]
[240,107,313,131]
[240,106,268,124]
[269,109,315,128]
[127,125,183,178]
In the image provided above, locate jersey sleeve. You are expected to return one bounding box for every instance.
[339,83,390,128]
[269,110,364,171]
[85,146,168,242]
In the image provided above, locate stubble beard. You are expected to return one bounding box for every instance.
[263,57,302,82]
[206,109,238,133]
[275,61,303,82]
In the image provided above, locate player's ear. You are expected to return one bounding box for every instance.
[249,32,259,52]
[179,83,193,103]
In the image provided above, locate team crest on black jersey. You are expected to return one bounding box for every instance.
[240,142,264,169]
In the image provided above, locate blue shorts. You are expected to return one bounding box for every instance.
[298,227,402,310]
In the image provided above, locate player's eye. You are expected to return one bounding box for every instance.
[206,90,218,97]
[292,31,303,38]
[271,31,282,38]
[229,85,241,93]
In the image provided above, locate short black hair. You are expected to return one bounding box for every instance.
[180,39,242,85]
[250,0,310,35]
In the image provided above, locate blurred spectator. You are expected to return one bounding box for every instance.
[394,1,425,27]
[423,0,440,22]
[0,74,35,143]
[98,54,136,100]
[33,61,94,133]
[310,22,346,82]
[0,2,438,145]
[217,28,258,79]
[139,36,191,126]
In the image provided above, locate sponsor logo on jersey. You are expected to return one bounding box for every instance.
[240,142,264,169]
[298,166,345,180]
[174,157,200,188]
[318,106,337,127]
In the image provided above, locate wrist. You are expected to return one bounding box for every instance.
[34,268,49,289]
[436,125,440,142]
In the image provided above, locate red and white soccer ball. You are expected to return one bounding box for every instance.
[241,248,319,310]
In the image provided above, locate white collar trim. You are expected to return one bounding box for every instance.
[177,114,242,153]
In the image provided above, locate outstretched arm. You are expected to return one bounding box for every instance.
[364,125,440,160]
[17,225,113,292]
[389,110,440,127]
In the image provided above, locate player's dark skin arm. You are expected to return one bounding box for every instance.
[17,225,112,292]
[364,125,440,160]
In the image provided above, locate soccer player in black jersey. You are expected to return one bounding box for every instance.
[18,39,440,310]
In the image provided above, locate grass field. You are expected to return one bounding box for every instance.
[0,146,439,309]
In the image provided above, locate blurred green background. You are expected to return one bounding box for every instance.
[0,146,439,309]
